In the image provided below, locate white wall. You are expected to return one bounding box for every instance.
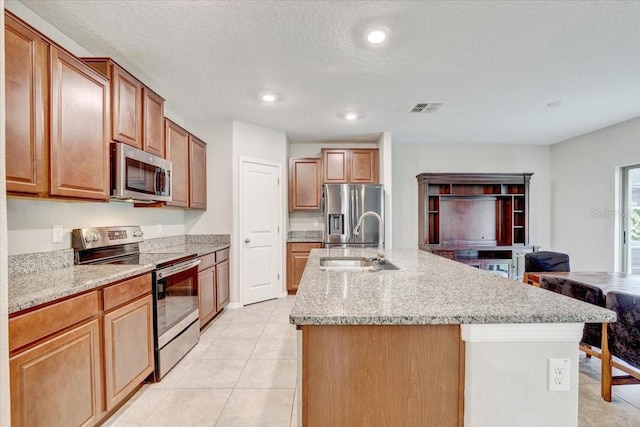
[232,121,288,304]
[550,117,640,271]
[378,132,393,249]
[184,119,233,235]
[1,3,11,424]
[392,143,551,250]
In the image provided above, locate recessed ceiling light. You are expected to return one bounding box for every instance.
[547,100,563,108]
[367,30,386,44]
[261,93,277,102]
[344,112,359,121]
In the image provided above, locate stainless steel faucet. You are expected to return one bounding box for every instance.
[353,211,385,262]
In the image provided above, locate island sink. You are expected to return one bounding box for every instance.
[318,257,399,272]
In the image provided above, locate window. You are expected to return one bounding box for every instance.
[621,165,640,273]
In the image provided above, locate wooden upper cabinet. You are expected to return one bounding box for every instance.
[142,88,165,157]
[322,149,349,183]
[165,119,190,207]
[84,58,165,157]
[189,135,207,210]
[111,65,142,148]
[289,158,322,211]
[322,148,379,184]
[350,149,379,183]
[49,46,110,200]
[4,14,49,195]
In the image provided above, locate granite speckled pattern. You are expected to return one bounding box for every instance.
[287,230,323,243]
[187,234,231,245]
[139,235,186,252]
[142,243,230,258]
[289,248,617,326]
[8,249,74,277]
[9,264,154,314]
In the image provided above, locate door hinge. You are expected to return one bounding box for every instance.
[277,178,280,185]
[277,273,280,280]
[277,226,280,233]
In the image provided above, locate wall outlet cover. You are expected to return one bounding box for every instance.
[548,358,570,391]
[52,225,64,243]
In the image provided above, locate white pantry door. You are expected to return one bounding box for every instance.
[241,159,281,305]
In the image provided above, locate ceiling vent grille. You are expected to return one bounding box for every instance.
[410,103,442,113]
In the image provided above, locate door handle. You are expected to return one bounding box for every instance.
[245,238,251,243]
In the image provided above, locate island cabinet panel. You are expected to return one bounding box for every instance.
[302,324,463,427]
[189,135,207,210]
[103,294,154,411]
[9,318,102,427]
[4,14,49,195]
[289,158,323,211]
[165,119,190,207]
[50,46,110,200]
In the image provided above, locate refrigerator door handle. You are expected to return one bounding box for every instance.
[349,187,355,242]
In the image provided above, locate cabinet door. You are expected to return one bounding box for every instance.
[199,267,216,328]
[50,46,110,200]
[350,149,379,183]
[289,158,322,211]
[165,119,190,207]
[322,149,349,183]
[5,15,48,194]
[103,295,154,411]
[216,259,230,312]
[10,319,102,427]
[287,243,323,293]
[142,87,165,157]
[111,65,142,149]
[189,135,207,209]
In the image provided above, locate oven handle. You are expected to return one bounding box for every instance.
[156,259,201,279]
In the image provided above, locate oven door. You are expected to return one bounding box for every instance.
[154,258,200,348]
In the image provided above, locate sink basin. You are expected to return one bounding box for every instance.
[318,257,400,272]
[319,257,378,272]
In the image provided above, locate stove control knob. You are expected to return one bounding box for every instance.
[92,235,100,242]
[84,235,92,243]
[132,230,143,238]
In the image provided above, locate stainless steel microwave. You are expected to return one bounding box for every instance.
[111,142,172,202]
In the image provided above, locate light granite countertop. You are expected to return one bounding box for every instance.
[9,264,154,314]
[289,248,617,325]
[9,243,230,315]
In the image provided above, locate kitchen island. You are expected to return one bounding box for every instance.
[289,248,616,427]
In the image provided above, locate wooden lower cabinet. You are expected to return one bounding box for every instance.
[287,242,323,293]
[216,259,230,311]
[10,318,102,427]
[301,324,463,427]
[199,265,217,328]
[9,273,153,427]
[103,294,154,411]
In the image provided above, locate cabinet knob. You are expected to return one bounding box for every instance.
[245,238,251,243]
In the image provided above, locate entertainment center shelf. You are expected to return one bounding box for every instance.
[417,173,535,280]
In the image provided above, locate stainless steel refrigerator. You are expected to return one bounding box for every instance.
[323,184,385,248]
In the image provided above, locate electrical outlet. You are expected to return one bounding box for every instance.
[157,223,163,234]
[548,358,570,391]
[52,225,64,243]
[313,220,319,228]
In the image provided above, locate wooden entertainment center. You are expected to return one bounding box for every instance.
[417,173,536,280]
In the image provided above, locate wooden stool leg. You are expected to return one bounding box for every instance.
[601,323,612,402]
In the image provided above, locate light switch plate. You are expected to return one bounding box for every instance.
[52,225,64,243]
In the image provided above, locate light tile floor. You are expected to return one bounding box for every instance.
[104,295,640,426]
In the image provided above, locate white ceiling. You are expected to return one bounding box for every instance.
[18,0,640,145]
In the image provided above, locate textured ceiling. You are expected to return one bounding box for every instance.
[18,0,640,144]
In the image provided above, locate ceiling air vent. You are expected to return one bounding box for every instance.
[410,103,442,113]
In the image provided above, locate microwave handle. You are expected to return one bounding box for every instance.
[154,168,160,195]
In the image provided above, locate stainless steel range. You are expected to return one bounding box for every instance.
[72,226,200,381]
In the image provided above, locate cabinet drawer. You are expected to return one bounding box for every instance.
[216,248,229,263]
[9,291,99,353]
[103,274,152,311]
[290,242,323,253]
[199,253,215,271]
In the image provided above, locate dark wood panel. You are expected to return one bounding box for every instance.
[322,149,349,183]
[350,149,379,183]
[199,267,216,327]
[111,64,142,148]
[189,135,207,209]
[102,274,151,312]
[4,14,49,194]
[216,259,230,312]
[49,46,110,200]
[302,325,462,427]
